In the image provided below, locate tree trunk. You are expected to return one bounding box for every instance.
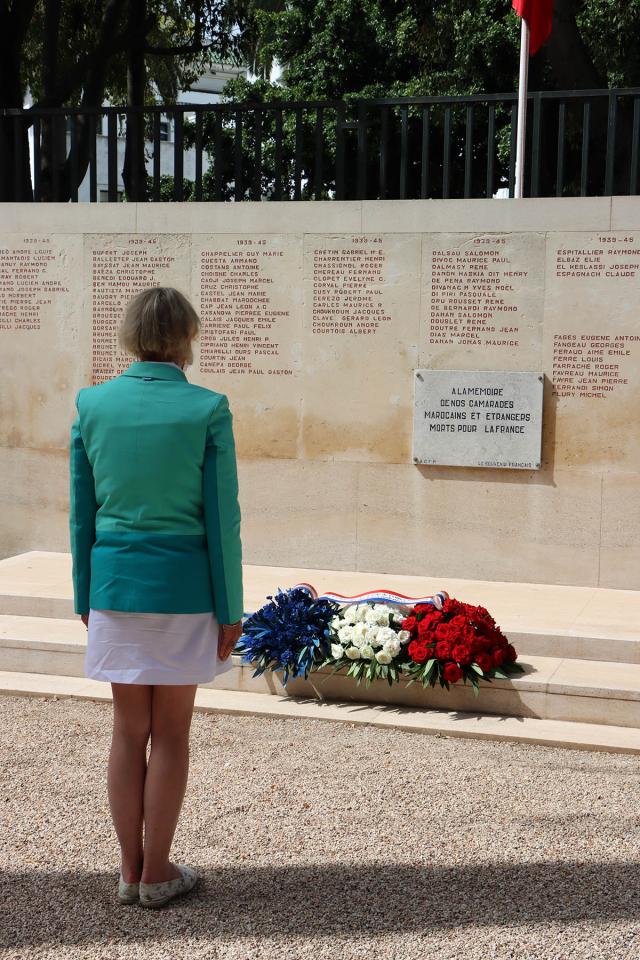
[122,0,148,201]
[0,1,37,201]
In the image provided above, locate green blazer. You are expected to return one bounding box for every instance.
[69,360,243,621]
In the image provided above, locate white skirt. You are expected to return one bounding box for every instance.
[85,608,235,685]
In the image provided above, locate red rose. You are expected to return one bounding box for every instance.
[452,643,473,666]
[408,641,429,664]
[418,617,438,640]
[492,648,505,667]
[435,640,453,661]
[475,652,492,673]
[434,622,455,642]
[505,644,518,663]
[414,603,434,614]
[442,662,463,684]
[402,616,417,633]
[462,625,477,645]
[442,599,464,616]
[448,614,468,634]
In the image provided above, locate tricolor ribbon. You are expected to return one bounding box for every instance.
[290,583,449,611]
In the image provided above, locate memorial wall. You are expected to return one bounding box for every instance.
[1,198,639,589]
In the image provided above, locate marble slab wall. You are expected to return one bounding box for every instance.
[1,198,638,588]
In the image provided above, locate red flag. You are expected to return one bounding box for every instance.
[512,0,554,55]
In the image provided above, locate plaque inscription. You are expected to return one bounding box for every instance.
[413,370,544,469]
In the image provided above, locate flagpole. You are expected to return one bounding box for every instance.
[514,17,530,198]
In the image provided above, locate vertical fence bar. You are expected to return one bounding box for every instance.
[274,107,283,200]
[442,106,451,199]
[605,91,617,195]
[335,102,345,200]
[152,111,161,200]
[194,109,203,201]
[173,109,184,201]
[89,114,97,202]
[420,106,430,198]
[580,100,591,196]
[464,104,473,198]
[508,103,517,197]
[556,101,566,197]
[314,106,324,199]
[630,97,640,195]
[399,105,409,199]
[531,92,542,197]
[294,105,303,200]
[486,103,495,197]
[356,100,367,200]
[214,108,223,201]
[14,115,25,200]
[107,111,117,201]
[69,114,79,202]
[379,105,389,199]
[33,116,41,201]
[234,108,243,201]
[52,114,63,201]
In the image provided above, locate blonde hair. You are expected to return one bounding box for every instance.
[118,287,200,366]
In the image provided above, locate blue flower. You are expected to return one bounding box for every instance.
[236,587,340,684]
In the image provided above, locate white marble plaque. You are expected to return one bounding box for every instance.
[413,369,544,469]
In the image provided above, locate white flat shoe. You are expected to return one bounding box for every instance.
[139,864,198,909]
[118,875,140,905]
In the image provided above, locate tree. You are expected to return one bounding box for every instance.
[217,0,640,196]
[0,0,245,200]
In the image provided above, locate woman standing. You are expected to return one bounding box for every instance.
[69,287,244,909]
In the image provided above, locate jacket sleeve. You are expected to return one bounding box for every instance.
[69,393,98,616]
[203,394,244,624]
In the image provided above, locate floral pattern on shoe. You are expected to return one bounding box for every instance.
[139,865,197,907]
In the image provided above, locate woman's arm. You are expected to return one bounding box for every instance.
[69,393,98,616]
[203,394,244,624]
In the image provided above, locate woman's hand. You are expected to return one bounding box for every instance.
[218,620,243,660]
[80,613,89,629]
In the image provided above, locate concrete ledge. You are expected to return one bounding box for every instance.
[2,615,640,727]
[2,551,640,659]
[2,670,640,755]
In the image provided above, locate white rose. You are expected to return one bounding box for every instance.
[397,630,411,644]
[375,650,392,664]
[364,606,379,625]
[338,625,355,643]
[360,644,374,660]
[364,625,380,646]
[377,626,396,645]
[352,622,369,643]
[376,609,391,627]
[342,607,357,625]
[392,612,405,624]
[345,646,361,660]
[383,638,401,658]
[330,615,343,630]
[330,643,345,659]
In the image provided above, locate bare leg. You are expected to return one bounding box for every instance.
[141,683,198,883]
[108,683,152,883]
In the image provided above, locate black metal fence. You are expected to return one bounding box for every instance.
[1,88,639,202]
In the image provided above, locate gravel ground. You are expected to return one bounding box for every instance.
[1,693,640,960]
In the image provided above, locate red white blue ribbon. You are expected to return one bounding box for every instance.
[291,583,449,610]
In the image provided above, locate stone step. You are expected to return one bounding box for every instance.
[1,551,640,663]
[2,670,640,756]
[1,613,640,728]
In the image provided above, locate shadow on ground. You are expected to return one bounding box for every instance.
[2,860,639,948]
